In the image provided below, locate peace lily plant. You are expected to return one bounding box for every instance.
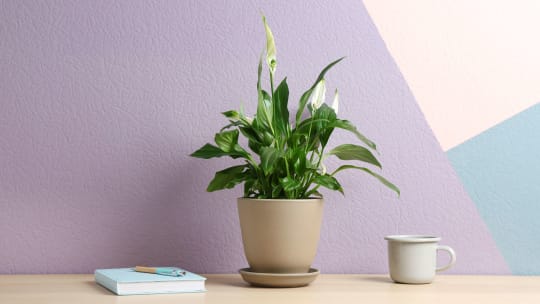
[191,16,399,200]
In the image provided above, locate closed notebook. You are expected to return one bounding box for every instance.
[95,268,206,295]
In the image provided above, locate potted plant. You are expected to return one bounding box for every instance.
[191,15,399,285]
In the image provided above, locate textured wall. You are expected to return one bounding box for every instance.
[0,1,508,274]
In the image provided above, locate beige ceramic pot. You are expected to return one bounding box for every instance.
[237,198,324,273]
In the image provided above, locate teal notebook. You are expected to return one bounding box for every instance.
[94,268,206,295]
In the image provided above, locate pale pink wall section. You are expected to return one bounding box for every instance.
[364,0,540,150]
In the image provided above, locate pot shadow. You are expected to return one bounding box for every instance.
[208,278,255,289]
[208,276,310,289]
[357,276,394,284]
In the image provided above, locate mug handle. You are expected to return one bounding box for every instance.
[436,245,456,272]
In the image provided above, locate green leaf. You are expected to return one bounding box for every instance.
[313,104,337,148]
[294,118,332,133]
[295,57,345,124]
[220,121,243,132]
[215,130,239,153]
[248,139,262,154]
[190,143,229,159]
[292,148,307,175]
[280,176,302,198]
[191,143,248,160]
[213,129,252,160]
[331,119,377,151]
[256,55,273,132]
[222,110,240,121]
[251,117,273,146]
[260,146,280,175]
[313,174,344,195]
[233,143,250,157]
[239,126,260,142]
[271,181,284,198]
[244,179,255,197]
[328,144,381,168]
[272,78,290,138]
[256,90,273,132]
[207,165,248,192]
[239,126,263,154]
[257,54,263,91]
[332,165,400,196]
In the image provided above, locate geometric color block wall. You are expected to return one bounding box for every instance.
[365,0,540,274]
[0,0,524,274]
[364,0,540,151]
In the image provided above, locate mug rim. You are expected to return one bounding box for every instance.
[385,235,441,243]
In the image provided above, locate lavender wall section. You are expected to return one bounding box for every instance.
[0,1,509,274]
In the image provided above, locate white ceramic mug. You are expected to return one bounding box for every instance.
[385,235,456,284]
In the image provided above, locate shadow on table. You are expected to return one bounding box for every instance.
[85,281,116,295]
[357,276,394,284]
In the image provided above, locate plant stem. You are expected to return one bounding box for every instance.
[303,144,328,198]
[269,70,279,150]
[270,71,275,99]
[284,157,291,178]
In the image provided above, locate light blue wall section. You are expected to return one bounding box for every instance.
[448,103,540,274]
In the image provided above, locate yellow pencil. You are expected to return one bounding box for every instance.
[134,266,186,277]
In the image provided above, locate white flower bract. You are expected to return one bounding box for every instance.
[310,79,326,111]
[262,15,277,75]
[332,89,339,114]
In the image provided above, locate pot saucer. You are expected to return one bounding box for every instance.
[239,268,320,288]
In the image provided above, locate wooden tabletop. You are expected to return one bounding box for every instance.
[1,274,539,304]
